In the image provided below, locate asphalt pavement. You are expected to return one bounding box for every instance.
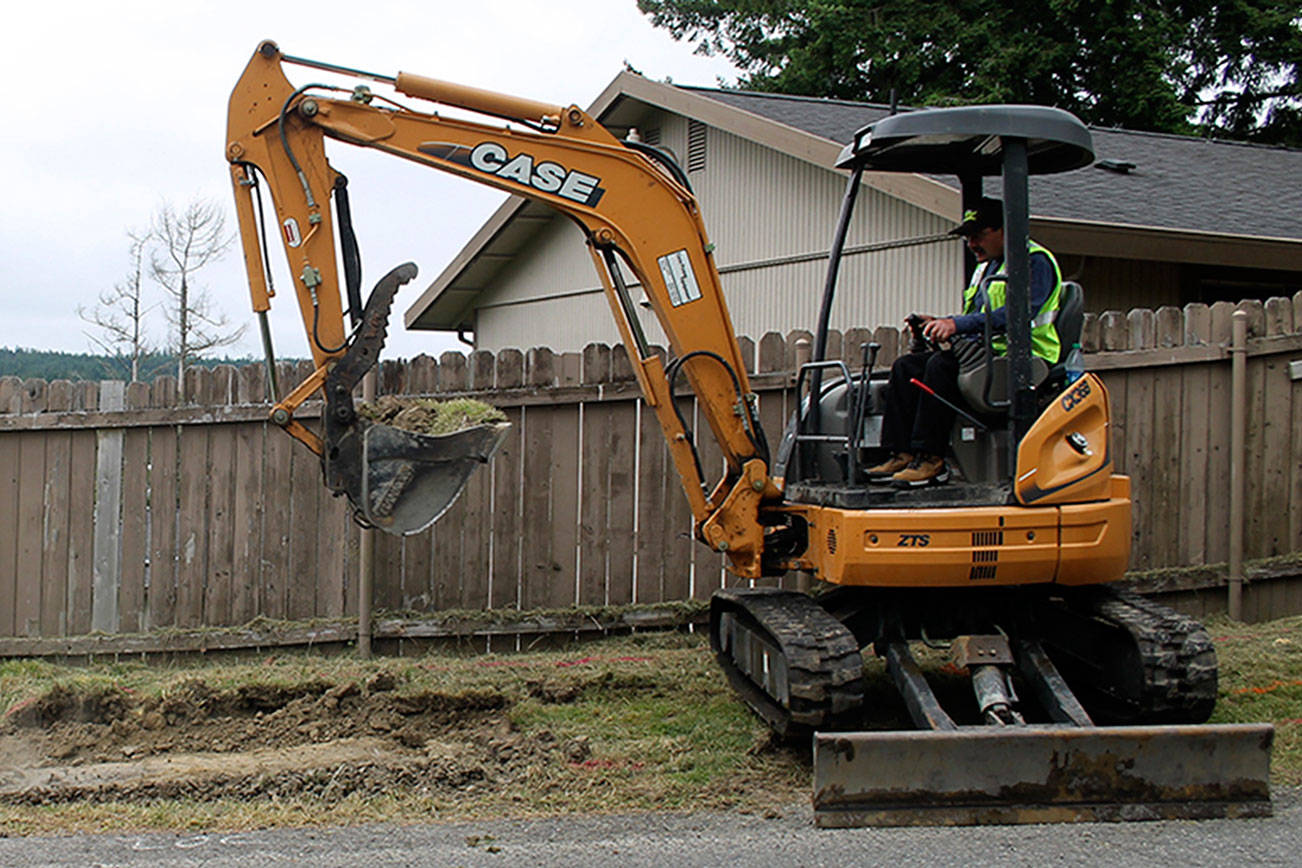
[1,790,1297,867]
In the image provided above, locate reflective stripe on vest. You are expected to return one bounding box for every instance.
[962,241,1062,363]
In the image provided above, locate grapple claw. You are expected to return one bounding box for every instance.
[318,262,509,535]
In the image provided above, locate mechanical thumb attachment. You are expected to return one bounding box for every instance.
[321,263,509,535]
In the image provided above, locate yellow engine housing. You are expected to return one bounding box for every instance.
[778,374,1130,588]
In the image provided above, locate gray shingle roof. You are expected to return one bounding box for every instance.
[685,87,1302,241]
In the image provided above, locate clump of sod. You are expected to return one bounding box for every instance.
[358,395,507,436]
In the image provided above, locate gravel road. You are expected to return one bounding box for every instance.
[1,790,1297,868]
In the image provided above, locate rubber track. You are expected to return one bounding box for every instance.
[712,589,865,738]
[1073,587,1219,724]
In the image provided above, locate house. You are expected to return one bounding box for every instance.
[404,71,1302,353]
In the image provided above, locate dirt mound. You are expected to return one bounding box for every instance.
[0,676,577,808]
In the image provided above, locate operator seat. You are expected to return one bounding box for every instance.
[946,282,1084,484]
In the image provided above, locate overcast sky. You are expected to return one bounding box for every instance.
[0,1,739,362]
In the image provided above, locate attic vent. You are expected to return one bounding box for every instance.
[687,120,707,173]
[1096,159,1137,174]
[643,127,661,146]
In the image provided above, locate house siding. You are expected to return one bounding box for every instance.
[470,121,965,353]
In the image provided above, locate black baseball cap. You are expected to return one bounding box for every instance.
[949,198,1004,236]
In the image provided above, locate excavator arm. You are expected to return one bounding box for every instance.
[227,41,773,568]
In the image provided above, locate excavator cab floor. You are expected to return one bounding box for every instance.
[812,723,1274,827]
[784,480,1012,510]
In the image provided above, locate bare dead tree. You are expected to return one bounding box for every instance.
[149,199,245,399]
[77,230,157,382]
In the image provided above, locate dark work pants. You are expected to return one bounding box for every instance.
[882,350,963,458]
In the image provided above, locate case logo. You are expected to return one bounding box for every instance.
[1060,378,1092,413]
[419,141,605,206]
[897,533,931,547]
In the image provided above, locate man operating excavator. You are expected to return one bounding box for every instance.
[867,197,1064,487]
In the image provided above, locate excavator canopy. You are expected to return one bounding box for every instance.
[835,104,1095,175]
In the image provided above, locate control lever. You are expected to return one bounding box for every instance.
[848,342,882,482]
[909,377,989,432]
[905,314,932,354]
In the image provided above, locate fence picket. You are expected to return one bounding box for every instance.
[91,382,125,633]
[580,401,614,605]
[284,435,320,622]
[1258,355,1291,557]
[118,427,150,633]
[457,458,493,610]
[147,427,179,629]
[1177,363,1211,565]
[604,400,635,603]
[489,406,523,609]
[0,433,20,635]
[65,432,97,635]
[231,423,265,624]
[14,433,45,636]
[633,401,666,603]
[521,405,556,609]
[39,431,72,636]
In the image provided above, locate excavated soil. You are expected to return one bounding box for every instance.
[357,395,507,436]
[0,675,590,807]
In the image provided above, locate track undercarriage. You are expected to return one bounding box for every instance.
[710,584,1273,825]
[712,584,1217,737]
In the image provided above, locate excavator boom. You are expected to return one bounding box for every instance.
[226,41,770,546]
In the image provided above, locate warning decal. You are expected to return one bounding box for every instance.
[657,249,702,308]
[282,218,302,248]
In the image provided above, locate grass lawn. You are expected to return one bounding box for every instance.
[0,613,1297,835]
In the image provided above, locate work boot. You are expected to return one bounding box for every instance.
[892,454,950,488]
[866,452,913,480]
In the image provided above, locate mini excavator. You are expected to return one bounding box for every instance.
[227,42,1273,825]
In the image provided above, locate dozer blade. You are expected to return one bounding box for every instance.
[813,723,1273,827]
[320,262,509,535]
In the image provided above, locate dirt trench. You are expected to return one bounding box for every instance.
[0,675,591,807]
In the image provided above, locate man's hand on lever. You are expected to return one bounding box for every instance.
[922,316,957,342]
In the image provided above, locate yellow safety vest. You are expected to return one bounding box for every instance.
[962,240,1062,363]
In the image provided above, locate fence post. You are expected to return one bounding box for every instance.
[1228,310,1247,621]
[357,369,377,658]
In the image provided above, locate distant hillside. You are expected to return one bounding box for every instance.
[0,348,266,383]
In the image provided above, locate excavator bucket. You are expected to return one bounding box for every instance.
[813,723,1274,827]
[352,420,509,534]
[318,262,510,535]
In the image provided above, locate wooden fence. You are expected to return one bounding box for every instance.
[1,293,1301,643]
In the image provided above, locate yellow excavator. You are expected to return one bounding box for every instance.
[226,41,1273,825]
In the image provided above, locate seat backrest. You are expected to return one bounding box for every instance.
[1055,280,1085,352]
[957,354,1048,415]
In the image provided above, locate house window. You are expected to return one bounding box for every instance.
[687,120,707,173]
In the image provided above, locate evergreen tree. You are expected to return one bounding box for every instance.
[639,0,1302,144]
